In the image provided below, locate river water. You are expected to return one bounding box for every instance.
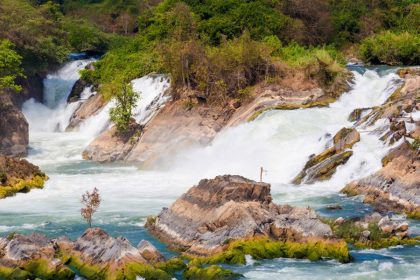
[0,60,418,279]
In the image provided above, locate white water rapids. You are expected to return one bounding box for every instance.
[0,61,419,279]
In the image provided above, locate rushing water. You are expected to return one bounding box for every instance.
[0,61,419,279]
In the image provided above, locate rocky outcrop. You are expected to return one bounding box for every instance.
[0,233,74,279]
[342,141,419,218]
[83,70,353,165]
[146,175,350,262]
[82,122,142,162]
[66,93,106,131]
[67,63,95,103]
[57,228,170,279]
[0,228,180,280]
[0,94,29,157]
[0,156,47,199]
[293,127,360,184]
[341,68,420,217]
[329,212,418,249]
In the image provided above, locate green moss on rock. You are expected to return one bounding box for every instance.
[188,237,350,266]
[0,175,47,199]
[183,265,242,280]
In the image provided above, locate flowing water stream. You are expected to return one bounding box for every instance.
[0,60,419,279]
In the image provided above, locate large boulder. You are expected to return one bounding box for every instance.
[146,175,349,262]
[293,127,360,184]
[0,94,28,157]
[0,156,47,199]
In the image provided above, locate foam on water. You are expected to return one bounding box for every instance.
[1,61,419,279]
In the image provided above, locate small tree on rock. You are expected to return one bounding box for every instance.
[109,81,139,133]
[81,187,101,228]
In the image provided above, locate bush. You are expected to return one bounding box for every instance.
[109,82,139,132]
[359,31,420,65]
[0,40,25,92]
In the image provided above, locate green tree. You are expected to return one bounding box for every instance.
[109,81,139,132]
[0,40,24,92]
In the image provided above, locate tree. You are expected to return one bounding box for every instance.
[0,39,24,92]
[109,81,139,132]
[81,187,101,228]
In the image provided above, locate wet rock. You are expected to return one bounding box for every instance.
[326,204,342,210]
[57,228,172,280]
[137,240,165,263]
[0,156,48,199]
[146,175,347,261]
[293,127,360,184]
[82,122,142,162]
[1,228,176,280]
[342,140,420,217]
[348,108,370,122]
[66,93,106,131]
[0,233,74,279]
[329,212,416,249]
[0,94,28,157]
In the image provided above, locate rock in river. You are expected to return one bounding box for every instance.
[292,127,360,184]
[146,175,350,262]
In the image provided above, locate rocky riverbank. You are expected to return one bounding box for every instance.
[341,68,420,217]
[0,94,28,157]
[82,70,352,165]
[0,156,47,199]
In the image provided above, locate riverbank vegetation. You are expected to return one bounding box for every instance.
[1,0,419,100]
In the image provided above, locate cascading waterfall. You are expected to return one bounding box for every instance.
[1,62,419,279]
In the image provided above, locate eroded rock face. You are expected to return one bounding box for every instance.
[0,233,74,279]
[0,228,170,280]
[0,94,28,157]
[293,127,360,184]
[0,156,47,199]
[66,93,106,131]
[147,175,335,256]
[342,141,420,217]
[341,69,420,217]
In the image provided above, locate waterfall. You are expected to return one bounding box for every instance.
[21,60,171,163]
[170,69,402,201]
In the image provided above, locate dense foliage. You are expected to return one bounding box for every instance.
[0,0,418,98]
[0,40,25,92]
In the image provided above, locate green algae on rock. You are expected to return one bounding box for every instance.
[325,214,419,249]
[188,237,351,265]
[0,233,74,280]
[183,265,242,280]
[292,127,360,184]
[0,156,48,199]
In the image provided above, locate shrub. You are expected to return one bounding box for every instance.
[109,82,139,132]
[0,39,24,92]
[359,31,420,65]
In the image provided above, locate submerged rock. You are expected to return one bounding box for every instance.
[147,175,349,262]
[293,127,360,184]
[0,156,48,199]
[0,94,28,157]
